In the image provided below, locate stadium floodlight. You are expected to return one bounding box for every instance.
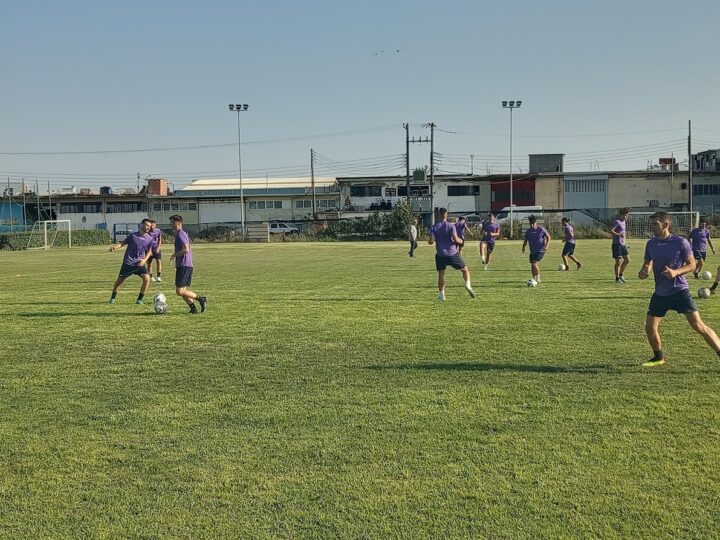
[502,99,523,238]
[228,103,250,233]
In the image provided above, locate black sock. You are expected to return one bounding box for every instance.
[653,350,664,360]
[111,291,117,300]
[137,293,145,302]
[189,303,197,313]
[157,272,161,277]
[712,283,718,291]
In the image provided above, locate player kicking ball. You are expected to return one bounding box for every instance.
[169,215,207,314]
[108,218,154,304]
[688,217,714,279]
[521,215,550,284]
[638,212,720,366]
[428,208,475,301]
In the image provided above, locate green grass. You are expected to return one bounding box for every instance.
[1,240,719,538]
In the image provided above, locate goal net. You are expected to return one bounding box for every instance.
[626,212,699,238]
[26,220,72,250]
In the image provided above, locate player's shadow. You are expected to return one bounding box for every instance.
[578,295,647,300]
[17,311,157,318]
[368,362,609,374]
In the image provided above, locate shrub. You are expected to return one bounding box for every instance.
[0,229,111,250]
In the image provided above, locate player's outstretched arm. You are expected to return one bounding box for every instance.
[109,241,126,253]
[638,260,652,279]
[709,237,716,254]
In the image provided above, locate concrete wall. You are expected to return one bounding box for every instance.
[55,210,148,232]
[607,173,687,208]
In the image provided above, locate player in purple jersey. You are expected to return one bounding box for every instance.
[480,213,500,271]
[521,215,550,283]
[169,215,207,314]
[454,216,472,256]
[428,208,475,301]
[108,218,153,305]
[687,218,715,279]
[146,219,164,282]
[611,208,630,284]
[560,217,582,271]
[638,212,720,366]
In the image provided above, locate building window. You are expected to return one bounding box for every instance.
[385,187,397,197]
[107,202,147,213]
[350,186,382,197]
[163,203,171,211]
[153,203,162,211]
[447,185,480,196]
[189,203,197,210]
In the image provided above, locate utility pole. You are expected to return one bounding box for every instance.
[429,122,436,224]
[404,123,410,203]
[310,148,316,219]
[409,129,431,221]
[47,181,52,220]
[36,179,41,221]
[470,154,475,175]
[688,119,693,212]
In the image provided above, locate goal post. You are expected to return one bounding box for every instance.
[26,220,72,250]
[626,211,699,238]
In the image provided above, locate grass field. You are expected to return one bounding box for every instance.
[1,239,720,538]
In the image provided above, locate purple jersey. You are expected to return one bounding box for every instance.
[524,226,549,253]
[612,219,626,245]
[122,231,153,266]
[455,221,468,239]
[563,223,575,244]
[482,221,499,243]
[689,227,710,253]
[149,227,162,250]
[174,229,193,268]
[644,235,692,296]
[429,221,459,257]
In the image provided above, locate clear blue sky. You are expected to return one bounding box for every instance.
[2,0,719,189]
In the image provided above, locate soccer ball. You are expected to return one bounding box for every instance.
[527,278,538,288]
[154,301,168,314]
[701,271,712,280]
[557,264,566,271]
[153,293,167,304]
[698,287,711,299]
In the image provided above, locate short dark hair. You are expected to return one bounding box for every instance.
[458,216,466,222]
[141,218,152,225]
[700,217,707,223]
[169,214,183,223]
[619,208,630,215]
[561,217,569,223]
[438,207,448,216]
[528,215,537,225]
[650,211,672,223]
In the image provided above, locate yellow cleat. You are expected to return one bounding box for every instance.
[642,358,666,367]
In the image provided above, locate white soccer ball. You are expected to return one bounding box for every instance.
[153,293,167,304]
[557,264,566,271]
[701,271,712,280]
[527,278,538,288]
[154,301,168,314]
[698,287,711,299]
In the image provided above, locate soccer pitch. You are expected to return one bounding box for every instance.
[1,240,719,538]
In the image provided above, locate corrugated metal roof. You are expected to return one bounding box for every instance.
[178,177,336,191]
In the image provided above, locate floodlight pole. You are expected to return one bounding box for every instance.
[502,100,522,238]
[229,104,249,233]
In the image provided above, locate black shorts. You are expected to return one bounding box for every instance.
[119,263,149,278]
[483,241,495,254]
[612,244,629,259]
[562,243,576,256]
[693,250,707,261]
[647,289,697,318]
[529,251,545,263]
[148,249,162,262]
[435,254,466,271]
[175,266,194,288]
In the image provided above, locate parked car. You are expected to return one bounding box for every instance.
[269,222,300,235]
[495,206,543,224]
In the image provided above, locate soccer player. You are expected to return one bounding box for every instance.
[611,208,630,284]
[428,208,475,301]
[521,215,550,283]
[638,211,720,366]
[146,219,163,282]
[455,216,471,256]
[168,215,207,314]
[480,212,500,270]
[560,217,582,271]
[408,218,418,257]
[688,217,715,279]
[108,218,154,305]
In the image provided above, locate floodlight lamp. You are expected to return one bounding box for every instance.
[235,104,243,110]
[516,101,522,107]
[509,101,515,107]
[502,101,508,107]
[243,104,249,110]
[228,104,234,110]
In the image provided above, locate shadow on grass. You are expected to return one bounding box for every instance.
[18,311,157,318]
[578,295,647,300]
[367,361,610,374]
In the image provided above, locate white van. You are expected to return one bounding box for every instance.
[495,206,543,224]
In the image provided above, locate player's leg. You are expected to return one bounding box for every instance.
[569,254,582,269]
[685,311,720,354]
[136,273,151,304]
[437,269,446,301]
[531,261,539,280]
[643,315,665,366]
[109,275,127,304]
[480,241,487,265]
[155,255,163,282]
[562,254,570,271]
[619,254,630,282]
[711,265,720,294]
[614,257,621,280]
[460,266,475,298]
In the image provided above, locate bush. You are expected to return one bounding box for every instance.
[0,229,111,250]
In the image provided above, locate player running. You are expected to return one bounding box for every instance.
[560,217,582,271]
[521,215,550,283]
[455,216,471,256]
[480,212,500,271]
[169,215,207,314]
[147,219,163,282]
[688,217,715,279]
[611,208,630,284]
[638,211,720,366]
[108,218,154,305]
[428,208,475,301]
